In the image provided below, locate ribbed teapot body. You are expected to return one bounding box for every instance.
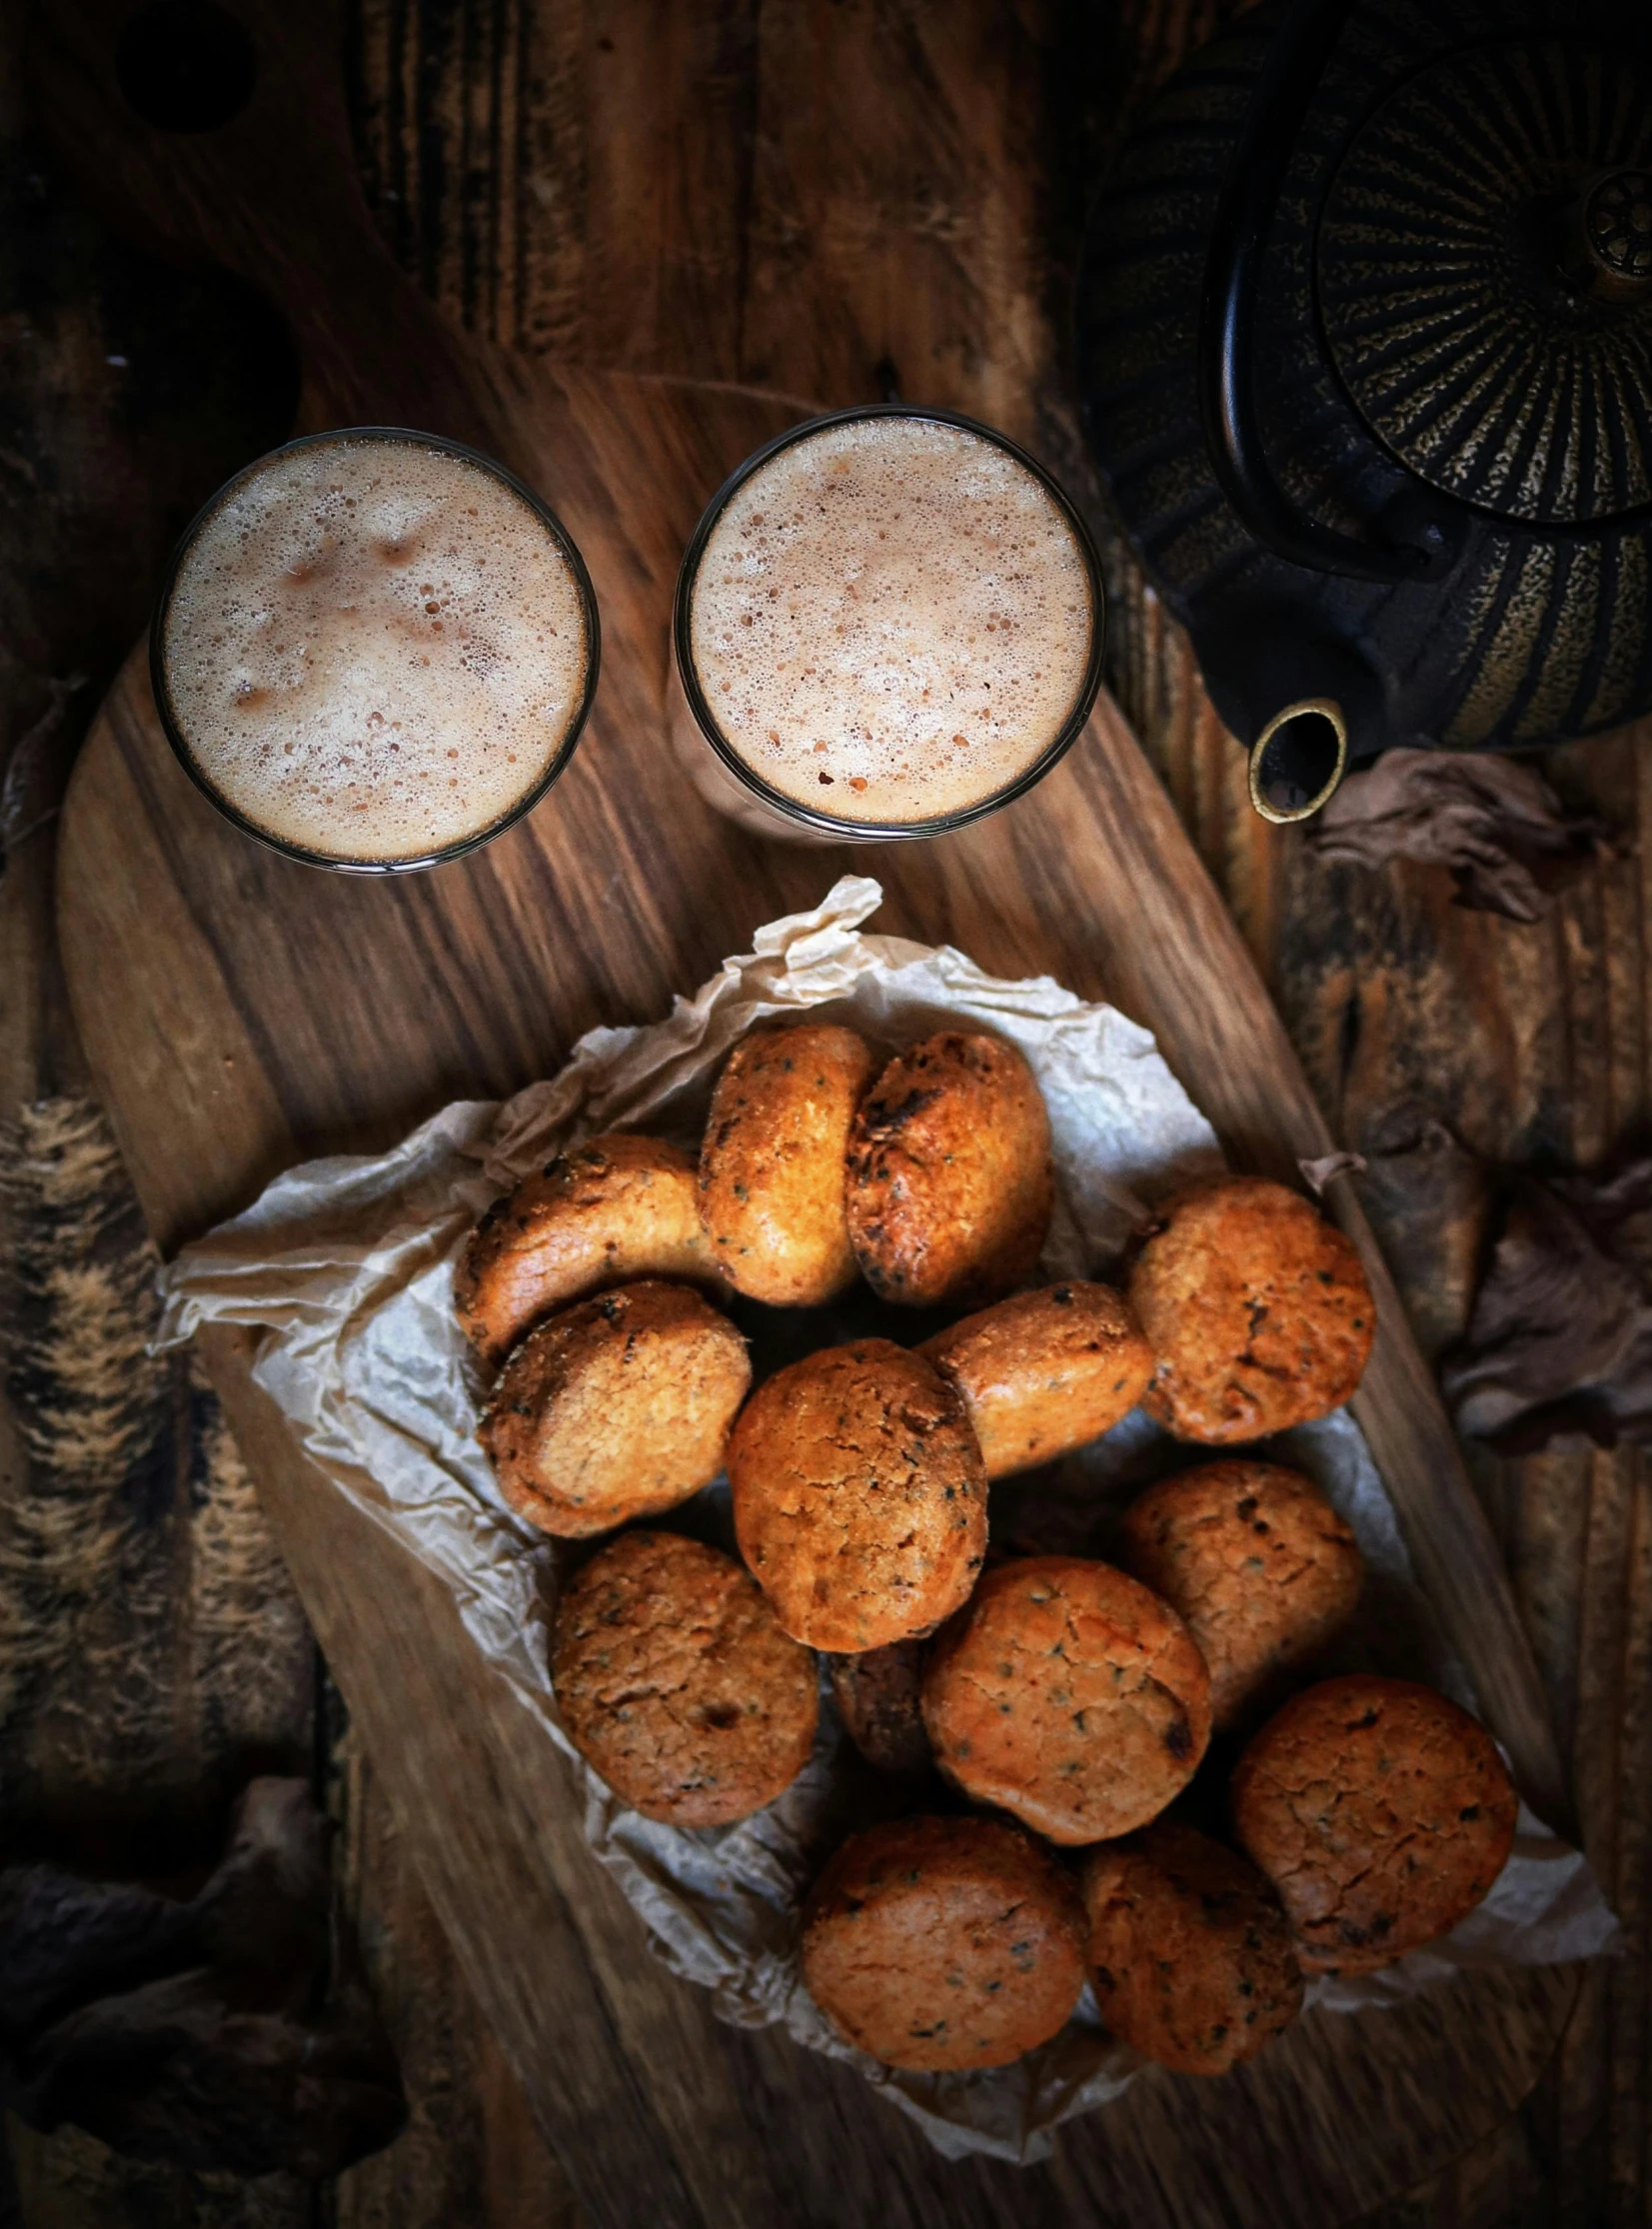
[1077,0,1652,762]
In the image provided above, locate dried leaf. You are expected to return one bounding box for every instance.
[1,672,85,853]
[0,1777,404,2176]
[1354,1112,1491,1362]
[0,1870,202,2043]
[1310,749,1610,923]
[1441,1165,1652,1453]
[1299,1150,1366,1195]
[11,1965,404,2179]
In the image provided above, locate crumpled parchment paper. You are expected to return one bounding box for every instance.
[155,875,1616,2165]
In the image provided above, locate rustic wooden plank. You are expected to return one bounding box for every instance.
[342,0,1266,415]
[328,1730,584,2229]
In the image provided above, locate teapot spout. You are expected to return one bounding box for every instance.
[1247,698,1347,823]
[1191,596,1380,823]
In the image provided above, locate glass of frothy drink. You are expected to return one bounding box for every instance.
[672,407,1103,842]
[152,428,600,871]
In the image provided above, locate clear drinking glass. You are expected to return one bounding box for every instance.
[150,426,600,873]
[671,405,1104,845]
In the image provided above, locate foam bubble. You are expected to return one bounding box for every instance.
[688,416,1094,825]
[162,436,590,863]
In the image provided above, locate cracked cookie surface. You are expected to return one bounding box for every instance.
[921,1555,1211,1844]
[728,1337,986,1650]
[553,1528,818,1826]
[456,1133,722,1370]
[482,1279,751,1536]
[1127,1177,1375,1442]
[1080,1820,1303,2074]
[921,1279,1153,1477]
[845,1031,1052,1307]
[1118,1460,1363,1727]
[1231,1674,1518,1973]
[800,1813,1086,2071]
[698,1023,878,1305]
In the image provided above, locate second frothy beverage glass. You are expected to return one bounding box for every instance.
[672,407,1104,843]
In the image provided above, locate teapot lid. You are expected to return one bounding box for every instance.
[1317,37,1652,528]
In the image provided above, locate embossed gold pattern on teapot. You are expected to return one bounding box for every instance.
[1078,0,1652,820]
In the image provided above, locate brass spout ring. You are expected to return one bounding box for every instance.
[1247,697,1348,825]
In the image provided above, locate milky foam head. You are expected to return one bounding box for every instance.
[159,433,594,866]
[685,414,1097,828]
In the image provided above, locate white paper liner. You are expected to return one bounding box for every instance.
[156,874,1616,2165]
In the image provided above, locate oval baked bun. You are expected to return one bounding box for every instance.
[728,1337,986,1651]
[921,1280,1152,1477]
[1127,1177,1374,1442]
[482,1280,750,1536]
[1080,1821,1303,2075]
[1231,1675,1518,1974]
[699,1023,877,1304]
[845,1032,1052,1307]
[801,1814,1086,2071]
[457,1133,721,1370]
[553,1528,818,1826]
[922,1555,1211,1844]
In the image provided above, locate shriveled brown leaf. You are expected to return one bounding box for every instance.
[1298,1150,1366,1195]
[1441,1163,1652,1453]
[10,1964,404,2179]
[1310,749,1610,922]
[0,1776,404,2177]
[1354,1109,1492,1362]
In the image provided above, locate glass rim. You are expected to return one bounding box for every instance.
[148,424,603,875]
[672,403,1106,842]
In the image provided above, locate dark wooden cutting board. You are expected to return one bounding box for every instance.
[36,2,1579,2222]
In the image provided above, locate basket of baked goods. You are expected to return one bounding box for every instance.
[159,877,1613,2162]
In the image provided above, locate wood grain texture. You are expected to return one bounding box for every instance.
[24,0,1627,2217]
[328,1727,585,2229]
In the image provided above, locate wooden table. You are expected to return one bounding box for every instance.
[3,1,1648,2224]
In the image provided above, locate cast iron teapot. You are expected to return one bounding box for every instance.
[1076,0,1652,820]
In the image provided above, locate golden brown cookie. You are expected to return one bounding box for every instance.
[1127,1178,1374,1443]
[1117,1461,1363,1727]
[800,1814,1086,2071]
[826,1641,932,1775]
[456,1133,721,1371]
[921,1556,1211,1845]
[1231,1675,1519,1974]
[482,1280,751,1537]
[845,1032,1053,1307]
[728,1338,986,1651]
[921,1281,1153,1478]
[698,1023,879,1305]
[1079,1822,1303,2074]
[552,1528,818,1826]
